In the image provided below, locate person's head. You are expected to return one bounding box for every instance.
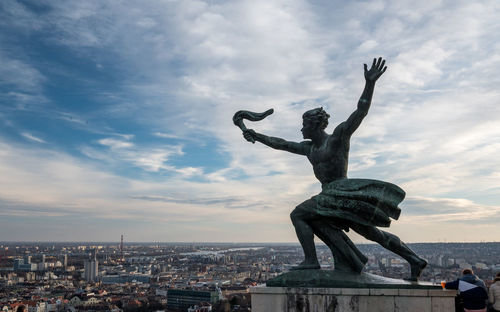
[462,268,474,276]
[301,107,330,139]
[495,272,500,282]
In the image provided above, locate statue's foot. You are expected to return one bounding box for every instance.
[290,261,320,271]
[333,262,359,273]
[406,258,427,281]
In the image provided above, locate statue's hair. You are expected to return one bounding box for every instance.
[302,107,330,130]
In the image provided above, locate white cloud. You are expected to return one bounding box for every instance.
[0,54,45,92]
[153,132,180,139]
[2,0,500,241]
[0,50,47,111]
[94,136,196,174]
[98,138,134,149]
[132,149,180,173]
[0,136,301,241]
[21,132,46,143]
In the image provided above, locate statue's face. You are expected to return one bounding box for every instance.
[301,118,318,139]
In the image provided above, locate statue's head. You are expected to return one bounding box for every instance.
[301,107,330,139]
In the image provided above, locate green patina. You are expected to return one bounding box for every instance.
[267,270,441,289]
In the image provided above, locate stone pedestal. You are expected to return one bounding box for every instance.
[250,287,457,312]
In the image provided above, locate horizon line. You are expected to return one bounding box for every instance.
[1,241,498,244]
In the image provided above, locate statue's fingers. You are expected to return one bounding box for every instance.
[376,57,382,68]
[379,59,385,70]
[245,133,255,142]
[381,66,387,74]
[364,63,368,72]
[372,58,376,68]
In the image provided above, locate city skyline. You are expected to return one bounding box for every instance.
[1,0,500,242]
[2,241,497,311]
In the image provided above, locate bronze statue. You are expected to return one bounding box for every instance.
[235,57,427,281]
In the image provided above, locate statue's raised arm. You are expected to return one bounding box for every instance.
[338,57,387,137]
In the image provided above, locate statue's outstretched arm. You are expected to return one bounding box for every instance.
[339,57,386,137]
[243,129,310,155]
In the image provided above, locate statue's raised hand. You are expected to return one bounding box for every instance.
[364,57,387,82]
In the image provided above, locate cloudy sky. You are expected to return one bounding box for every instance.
[1,0,499,243]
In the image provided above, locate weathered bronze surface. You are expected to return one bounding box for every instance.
[236,58,427,284]
[266,270,440,289]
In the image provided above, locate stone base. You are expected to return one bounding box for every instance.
[251,286,457,312]
[266,270,440,289]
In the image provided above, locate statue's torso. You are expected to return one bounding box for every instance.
[307,131,349,185]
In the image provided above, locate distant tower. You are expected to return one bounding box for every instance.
[63,254,68,268]
[41,254,46,271]
[84,250,98,283]
[120,235,124,260]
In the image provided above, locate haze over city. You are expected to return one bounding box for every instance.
[1,0,500,242]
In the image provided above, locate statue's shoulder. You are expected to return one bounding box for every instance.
[328,126,345,142]
[300,140,313,147]
[298,140,313,153]
[331,122,346,136]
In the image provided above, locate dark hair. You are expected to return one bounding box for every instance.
[495,272,500,282]
[462,268,473,275]
[302,107,330,130]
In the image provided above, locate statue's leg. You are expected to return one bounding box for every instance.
[310,220,367,273]
[349,223,427,280]
[290,199,320,270]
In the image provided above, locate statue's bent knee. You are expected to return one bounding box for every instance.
[290,199,316,224]
[290,208,300,223]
